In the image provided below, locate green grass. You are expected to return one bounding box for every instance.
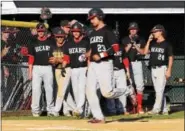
[2,111,184,121]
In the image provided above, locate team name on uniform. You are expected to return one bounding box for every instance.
[69,48,86,54]
[151,47,164,53]
[35,45,51,52]
[90,36,103,44]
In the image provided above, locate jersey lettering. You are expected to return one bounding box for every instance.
[35,45,50,52]
[69,48,86,54]
[90,36,103,44]
[151,47,164,53]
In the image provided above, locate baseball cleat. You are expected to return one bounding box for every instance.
[147,110,160,115]
[72,111,81,117]
[32,113,40,117]
[64,112,72,117]
[124,111,130,115]
[88,118,106,124]
[162,111,169,116]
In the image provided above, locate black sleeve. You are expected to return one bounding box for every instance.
[167,43,173,56]
[140,38,146,48]
[63,42,70,55]
[121,37,129,47]
[106,29,118,46]
[86,39,91,52]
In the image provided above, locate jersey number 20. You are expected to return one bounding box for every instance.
[97,44,106,52]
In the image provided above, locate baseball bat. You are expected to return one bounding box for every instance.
[3,77,23,111]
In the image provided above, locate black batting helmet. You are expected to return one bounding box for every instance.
[151,24,165,33]
[128,22,139,30]
[71,22,83,32]
[36,23,46,32]
[52,27,66,37]
[87,8,105,20]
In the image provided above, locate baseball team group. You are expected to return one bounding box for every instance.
[1,8,174,123]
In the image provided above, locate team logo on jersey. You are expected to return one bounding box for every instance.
[53,49,64,58]
[35,45,51,52]
[90,36,103,44]
[69,48,86,54]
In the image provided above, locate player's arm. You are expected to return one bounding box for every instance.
[28,43,34,80]
[133,39,146,55]
[166,44,174,80]
[143,34,153,55]
[98,30,120,59]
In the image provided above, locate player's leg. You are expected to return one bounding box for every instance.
[77,67,87,114]
[131,61,145,113]
[55,68,71,115]
[43,66,54,115]
[86,62,104,120]
[115,69,129,114]
[31,66,42,116]
[95,61,126,99]
[151,66,167,114]
[71,68,79,113]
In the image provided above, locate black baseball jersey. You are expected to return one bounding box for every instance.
[28,37,55,65]
[89,26,117,62]
[113,44,127,70]
[122,36,146,61]
[65,37,90,68]
[149,40,173,66]
[52,41,69,69]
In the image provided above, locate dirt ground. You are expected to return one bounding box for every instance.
[2,119,184,131]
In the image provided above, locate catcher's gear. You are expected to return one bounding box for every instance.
[128,22,139,30]
[87,8,105,20]
[71,22,83,32]
[61,67,66,77]
[36,23,46,32]
[150,24,165,33]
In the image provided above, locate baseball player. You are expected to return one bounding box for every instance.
[122,22,146,114]
[28,23,55,117]
[64,22,90,117]
[144,24,173,115]
[86,8,131,123]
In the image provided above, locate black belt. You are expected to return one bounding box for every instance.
[151,65,163,69]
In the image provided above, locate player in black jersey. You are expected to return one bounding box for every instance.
[48,27,74,116]
[64,22,90,117]
[144,24,174,115]
[28,23,55,117]
[86,8,130,123]
[122,22,146,114]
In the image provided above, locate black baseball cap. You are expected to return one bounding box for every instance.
[151,24,165,33]
[52,27,66,37]
[2,26,10,33]
[60,20,71,28]
[10,27,20,33]
[36,23,46,32]
[128,22,139,30]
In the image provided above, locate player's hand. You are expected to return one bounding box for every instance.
[2,46,10,57]
[92,54,101,62]
[49,57,58,64]
[148,34,153,42]
[4,67,9,77]
[61,68,66,77]
[165,69,171,80]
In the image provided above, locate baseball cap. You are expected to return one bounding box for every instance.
[151,24,165,33]
[128,22,139,30]
[10,27,20,33]
[1,26,10,33]
[60,20,71,28]
[52,27,66,37]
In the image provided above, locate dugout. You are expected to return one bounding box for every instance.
[1,1,184,111]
